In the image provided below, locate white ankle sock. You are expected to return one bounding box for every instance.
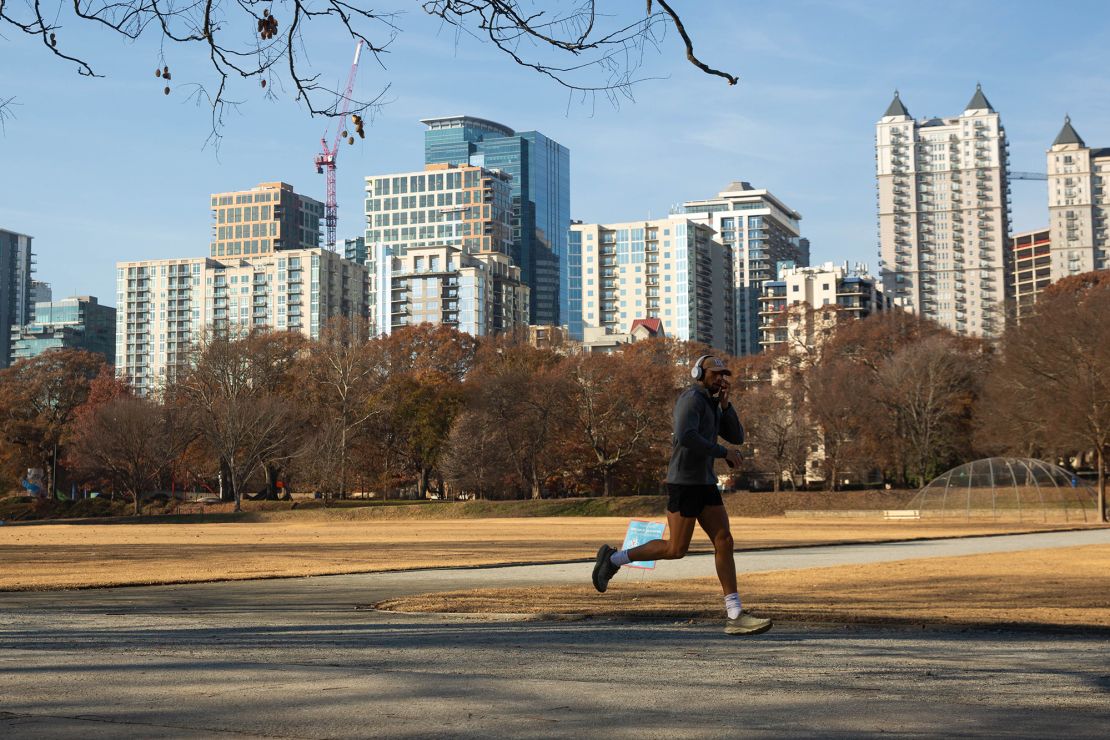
[610,550,631,567]
[725,592,742,619]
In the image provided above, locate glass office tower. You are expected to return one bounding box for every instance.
[421,116,570,327]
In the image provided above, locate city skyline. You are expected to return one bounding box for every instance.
[2,1,1108,308]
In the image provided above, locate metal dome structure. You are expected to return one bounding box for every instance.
[907,457,1097,522]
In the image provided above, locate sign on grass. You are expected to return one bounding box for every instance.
[621,519,667,570]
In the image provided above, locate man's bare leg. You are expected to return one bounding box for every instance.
[626,509,697,562]
[696,504,737,594]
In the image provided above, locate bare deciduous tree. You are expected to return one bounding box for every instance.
[871,335,982,488]
[298,317,386,499]
[982,272,1110,521]
[565,352,669,497]
[176,330,303,511]
[807,358,867,490]
[441,408,510,499]
[742,381,809,492]
[68,396,194,515]
[464,339,573,499]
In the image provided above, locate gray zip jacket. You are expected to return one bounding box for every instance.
[666,384,744,486]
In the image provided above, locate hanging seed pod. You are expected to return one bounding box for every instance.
[358,129,365,139]
[263,8,269,17]
[348,136,355,145]
[258,19,264,32]
[156,68,162,78]
[163,71,171,81]
[164,86,171,95]
[163,65,169,76]
[341,130,348,138]
[50,33,56,47]
[261,79,267,89]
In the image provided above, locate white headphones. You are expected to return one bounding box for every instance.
[690,354,714,381]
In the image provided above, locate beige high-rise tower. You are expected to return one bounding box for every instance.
[1047,116,1110,280]
[876,86,1011,338]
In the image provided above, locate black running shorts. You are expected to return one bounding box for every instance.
[666,483,723,518]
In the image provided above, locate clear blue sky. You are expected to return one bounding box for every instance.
[2,0,1108,307]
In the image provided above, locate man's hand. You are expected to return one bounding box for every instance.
[724,448,742,468]
[716,380,731,409]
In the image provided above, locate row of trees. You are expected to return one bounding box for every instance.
[735,271,1108,521]
[0,322,702,513]
[0,272,1105,518]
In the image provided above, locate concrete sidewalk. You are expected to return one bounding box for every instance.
[2,528,1108,738]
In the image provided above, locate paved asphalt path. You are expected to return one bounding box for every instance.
[2,529,1108,738]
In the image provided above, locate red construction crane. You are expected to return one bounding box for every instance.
[315,40,365,251]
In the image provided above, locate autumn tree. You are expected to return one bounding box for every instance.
[372,324,477,498]
[297,318,387,499]
[460,338,574,499]
[806,357,868,490]
[620,337,714,390]
[68,396,194,515]
[0,349,109,496]
[741,381,809,491]
[175,329,305,511]
[564,351,671,497]
[981,272,1110,521]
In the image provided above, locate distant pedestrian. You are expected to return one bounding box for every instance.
[591,355,773,636]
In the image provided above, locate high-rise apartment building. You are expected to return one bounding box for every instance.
[1,228,34,368]
[570,218,733,352]
[343,236,367,266]
[678,181,806,355]
[758,262,889,352]
[364,163,513,334]
[876,87,1011,339]
[30,280,52,305]
[422,115,570,326]
[116,249,367,395]
[1010,228,1051,322]
[1047,117,1110,280]
[209,182,324,259]
[375,243,529,337]
[10,295,116,364]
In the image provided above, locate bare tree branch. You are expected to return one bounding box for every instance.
[2,1,736,142]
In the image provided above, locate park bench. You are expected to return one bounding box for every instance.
[883,509,921,520]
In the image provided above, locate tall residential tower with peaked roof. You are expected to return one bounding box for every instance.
[876,86,1011,339]
[1047,116,1110,281]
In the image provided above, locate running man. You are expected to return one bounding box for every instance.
[591,354,773,636]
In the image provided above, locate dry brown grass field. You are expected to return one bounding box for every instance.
[0,514,1091,591]
[379,544,1110,630]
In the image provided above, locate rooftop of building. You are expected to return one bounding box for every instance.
[680,182,802,220]
[1053,115,1085,147]
[965,83,994,112]
[420,115,515,137]
[883,91,911,118]
[366,162,512,182]
[629,317,664,336]
[569,216,713,230]
[34,295,101,306]
[211,181,296,195]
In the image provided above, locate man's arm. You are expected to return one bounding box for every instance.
[718,403,744,446]
[675,392,728,458]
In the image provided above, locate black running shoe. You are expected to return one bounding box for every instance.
[592,544,620,593]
